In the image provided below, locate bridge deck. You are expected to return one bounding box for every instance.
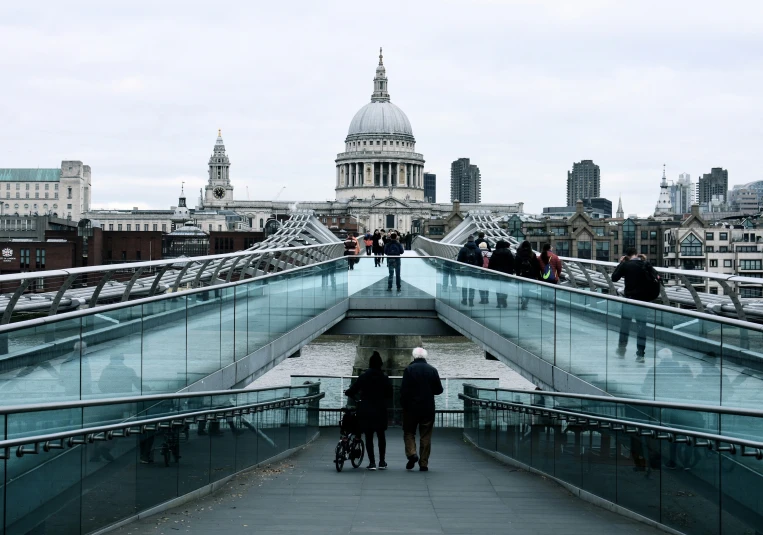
[109,429,661,535]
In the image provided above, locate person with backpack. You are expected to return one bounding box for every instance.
[477,241,491,304]
[456,235,482,306]
[344,232,360,270]
[538,243,562,284]
[383,232,405,292]
[487,240,514,308]
[611,247,662,362]
[514,240,541,310]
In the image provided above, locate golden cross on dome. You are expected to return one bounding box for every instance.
[218,128,222,137]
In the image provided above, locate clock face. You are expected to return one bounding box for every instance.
[213,186,226,199]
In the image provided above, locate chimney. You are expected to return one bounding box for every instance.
[576,200,584,214]
[453,199,460,214]
[690,204,699,217]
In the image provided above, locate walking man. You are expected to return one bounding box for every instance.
[400,347,443,471]
[456,235,482,306]
[384,232,405,292]
[612,247,659,363]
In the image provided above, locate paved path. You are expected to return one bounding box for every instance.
[110,429,661,535]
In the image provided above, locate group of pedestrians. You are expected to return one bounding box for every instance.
[454,233,564,308]
[345,347,443,471]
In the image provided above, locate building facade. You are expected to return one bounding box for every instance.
[698,167,728,204]
[424,172,436,203]
[566,160,600,206]
[0,161,91,221]
[450,158,481,203]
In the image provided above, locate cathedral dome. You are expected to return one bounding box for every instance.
[347,101,413,137]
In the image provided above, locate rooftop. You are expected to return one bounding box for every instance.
[0,169,61,182]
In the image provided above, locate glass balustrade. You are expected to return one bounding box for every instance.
[0,384,320,535]
[462,385,763,535]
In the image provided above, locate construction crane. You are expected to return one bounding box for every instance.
[273,186,286,201]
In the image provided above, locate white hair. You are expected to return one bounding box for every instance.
[412,347,428,359]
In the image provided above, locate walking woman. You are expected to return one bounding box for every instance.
[372,230,384,267]
[345,351,392,470]
[514,240,541,310]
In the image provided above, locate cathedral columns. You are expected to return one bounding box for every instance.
[336,166,340,188]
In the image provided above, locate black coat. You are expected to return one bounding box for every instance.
[457,241,482,266]
[474,238,492,252]
[400,358,444,420]
[488,247,514,274]
[514,248,541,280]
[345,368,392,431]
[612,258,654,301]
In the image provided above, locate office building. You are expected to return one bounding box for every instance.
[699,168,728,204]
[566,160,600,206]
[450,158,481,203]
[424,172,436,203]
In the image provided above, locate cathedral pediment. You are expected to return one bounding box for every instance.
[368,196,412,210]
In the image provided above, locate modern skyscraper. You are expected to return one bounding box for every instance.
[423,172,436,203]
[566,160,600,206]
[669,173,695,215]
[450,158,481,203]
[698,168,728,204]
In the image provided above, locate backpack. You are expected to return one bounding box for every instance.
[482,253,490,268]
[541,261,557,283]
[344,238,355,251]
[463,247,480,266]
[518,256,534,278]
[639,261,662,301]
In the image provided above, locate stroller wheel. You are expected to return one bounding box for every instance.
[334,443,344,472]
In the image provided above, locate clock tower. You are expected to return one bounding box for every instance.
[204,129,234,206]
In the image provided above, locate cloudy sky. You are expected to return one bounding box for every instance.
[2,1,761,216]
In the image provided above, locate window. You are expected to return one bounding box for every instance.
[118,224,122,231]
[555,241,570,256]
[376,140,380,145]
[67,187,72,199]
[623,220,636,248]
[162,224,167,232]
[54,193,58,199]
[259,218,263,228]
[724,260,733,268]
[35,193,38,199]
[67,204,72,209]
[54,184,58,190]
[153,224,158,231]
[710,260,718,267]
[340,218,345,224]
[35,249,45,269]
[737,246,757,252]
[15,193,18,199]
[641,245,649,254]
[741,287,763,298]
[25,184,29,190]
[706,232,714,240]
[680,234,702,256]
[20,249,30,269]
[706,246,714,252]
[641,231,648,240]
[613,244,618,255]
[109,224,113,231]
[719,232,728,240]
[595,241,609,261]
[126,224,131,231]
[35,184,39,190]
[740,260,762,270]
[25,193,29,199]
[650,245,656,254]
[332,217,337,223]
[577,240,591,260]
[45,193,48,199]
[45,184,49,190]
[710,287,718,295]
[650,231,657,239]
[594,227,604,237]
[719,246,728,253]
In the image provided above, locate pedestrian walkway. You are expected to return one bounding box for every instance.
[109,429,662,535]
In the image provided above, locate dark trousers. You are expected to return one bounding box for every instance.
[373,251,382,266]
[619,310,647,356]
[403,410,434,468]
[388,262,401,289]
[365,245,372,255]
[461,287,475,304]
[365,429,386,463]
[344,251,355,270]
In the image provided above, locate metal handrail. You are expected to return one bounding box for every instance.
[458,393,763,458]
[426,255,763,332]
[0,254,348,333]
[461,384,763,418]
[0,392,324,459]
[0,384,307,415]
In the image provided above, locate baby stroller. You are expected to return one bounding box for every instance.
[334,408,365,472]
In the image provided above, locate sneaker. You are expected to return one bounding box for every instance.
[386,288,392,292]
[636,354,645,363]
[406,454,419,470]
[397,287,402,292]
[419,466,429,472]
[139,458,153,464]
[461,299,467,305]
[367,462,377,471]
[378,461,387,470]
[665,461,678,470]
[615,346,626,358]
